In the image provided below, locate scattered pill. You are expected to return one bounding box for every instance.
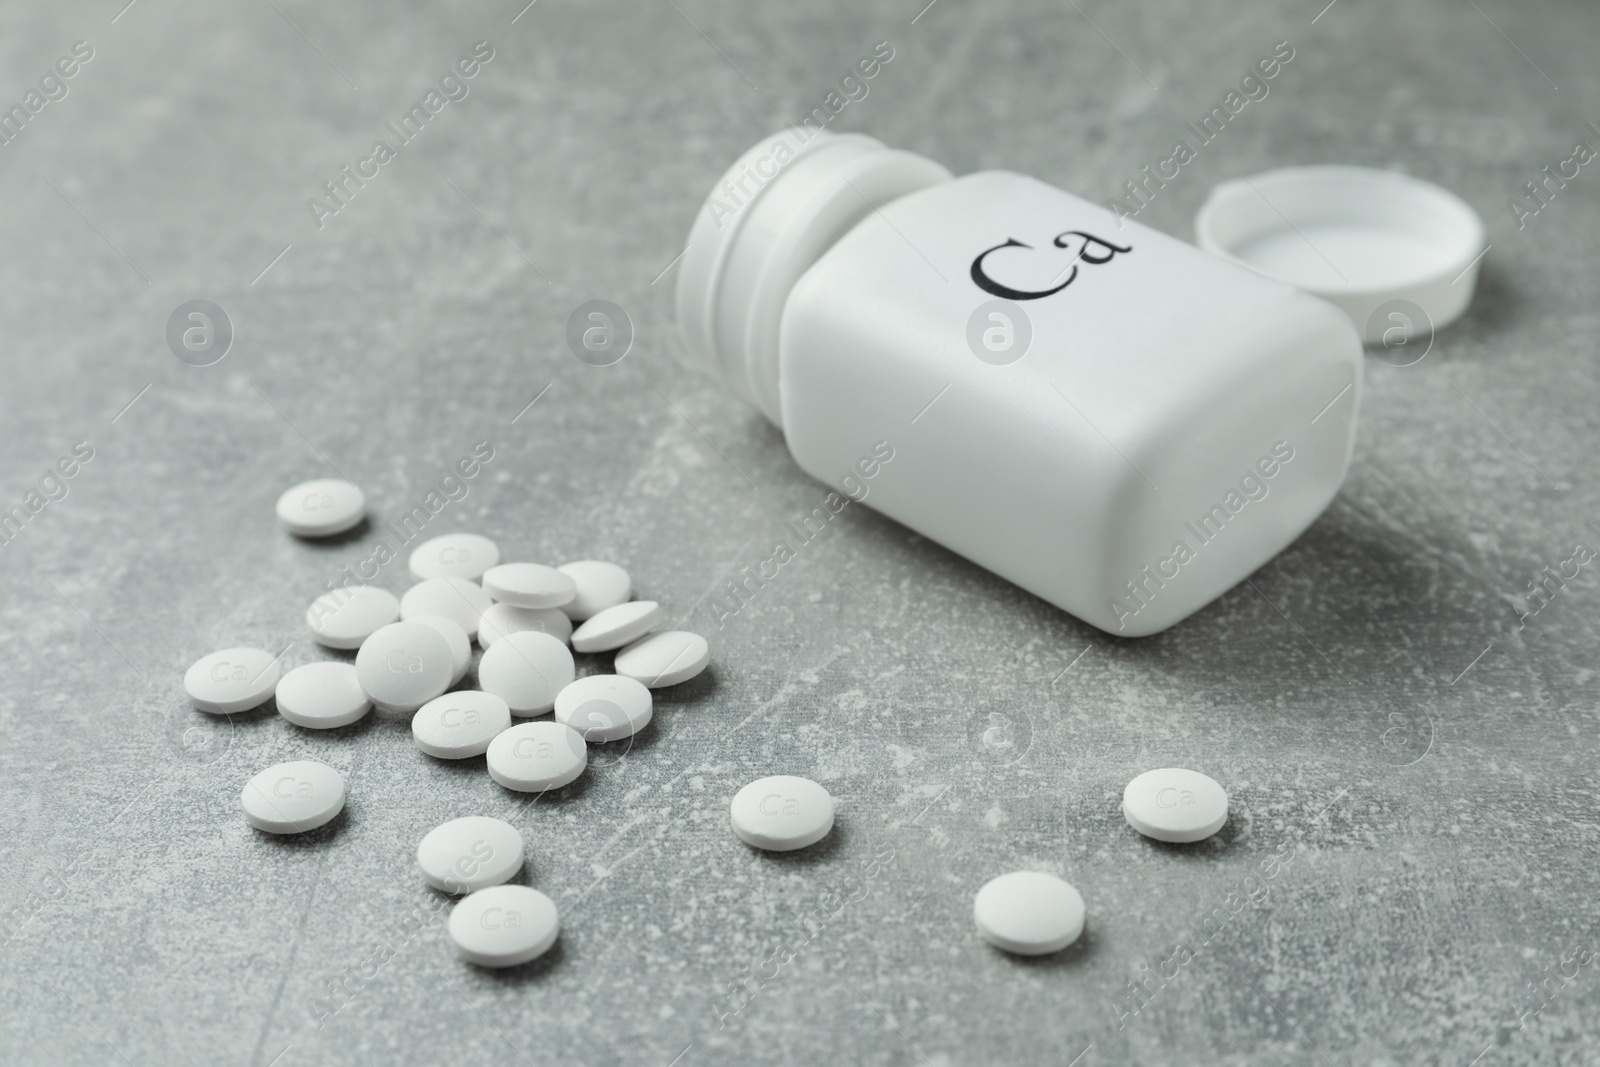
[483,563,576,609]
[240,759,345,834]
[570,600,661,653]
[449,884,559,967]
[554,675,652,743]
[478,603,572,647]
[417,816,524,894]
[973,871,1085,956]
[275,662,370,729]
[276,479,366,538]
[412,691,512,759]
[615,631,709,688]
[184,647,282,715]
[305,586,400,650]
[412,614,471,685]
[556,560,631,621]
[409,532,500,582]
[478,631,574,716]
[1122,768,1229,843]
[730,775,834,852]
[486,721,588,792]
[354,621,454,714]
[400,577,494,641]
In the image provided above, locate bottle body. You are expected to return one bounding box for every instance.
[677,133,1362,637]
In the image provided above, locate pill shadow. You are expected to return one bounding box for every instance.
[583,715,663,772]
[546,766,599,802]
[571,652,613,680]
[1131,820,1238,859]
[489,769,598,805]
[747,821,846,867]
[287,518,371,548]
[253,806,349,847]
[499,862,536,888]
[424,858,538,901]
[653,665,719,706]
[369,706,420,731]
[468,940,566,985]
[214,701,287,746]
[286,712,377,742]
[601,672,716,761]
[425,752,489,780]
[226,701,282,726]
[996,925,1097,969]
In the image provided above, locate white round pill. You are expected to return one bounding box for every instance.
[973,871,1086,955]
[614,631,709,688]
[354,621,454,714]
[482,563,576,609]
[1122,768,1229,843]
[730,775,834,852]
[409,532,500,582]
[400,577,493,640]
[556,560,631,621]
[478,631,574,716]
[275,662,370,729]
[449,885,559,968]
[486,721,588,792]
[412,614,471,685]
[412,691,511,759]
[478,603,573,647]
[276,478,366,537]
[184,647,282,714]
[305,586,400,650]
[570,600,661,653]
[553,675,652,743]
[241,760,345,834]
[417,816,524,894]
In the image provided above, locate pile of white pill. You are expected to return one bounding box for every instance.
[187,478,1238,967]
[180,479,716,966]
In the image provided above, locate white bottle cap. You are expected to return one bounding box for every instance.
[1194,165,1485,344]
[675,129,951,426]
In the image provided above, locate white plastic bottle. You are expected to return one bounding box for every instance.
[676,130,1362,637]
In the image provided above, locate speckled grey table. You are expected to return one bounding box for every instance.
[2,1,1597,1064]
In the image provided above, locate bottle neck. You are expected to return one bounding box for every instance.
[675,131,952,426]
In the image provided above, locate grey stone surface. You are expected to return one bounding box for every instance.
[1,1,1597,1064]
